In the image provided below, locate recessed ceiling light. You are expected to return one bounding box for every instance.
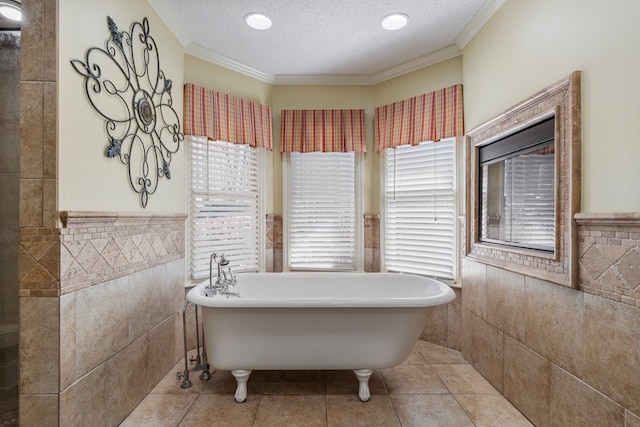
[0,4,21,21]
[244,13,272,30]
[380,13,409,31]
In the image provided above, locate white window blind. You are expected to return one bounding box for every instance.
[288,151,356,270]
[190,137,260,279]
[383,138,455,279]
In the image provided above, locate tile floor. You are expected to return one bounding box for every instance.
[120,340,533,426]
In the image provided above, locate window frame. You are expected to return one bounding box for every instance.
[478,114,556,252]
[187,136,265,283]
[282,151,364,272]
[465,71,581,289]
[380,137,459,282]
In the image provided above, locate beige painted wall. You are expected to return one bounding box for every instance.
[184,54,272,105]
[463,0,640,213]
[373,56,463,106]
[58,0,185,214]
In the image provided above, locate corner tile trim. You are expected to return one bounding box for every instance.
[576,212,640,307]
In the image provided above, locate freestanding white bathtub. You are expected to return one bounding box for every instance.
[186,272,455,402]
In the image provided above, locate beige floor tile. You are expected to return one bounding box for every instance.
[399,345,429,365]
[151,358,206,394]
[201,370,266,396]
[120,394,197,427]
[391,393,475,427]
[125,341,535,427]
[326,369,387,396]
[381,364,448,394]
[432,364,498,394]
[455,393,534,427]
[263,370,325,395]
[327,394,399,427]
[253,395,326,427]
[417,340,468,364]
[178,394,260,427]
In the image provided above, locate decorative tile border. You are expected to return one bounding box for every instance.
[58,212,187,295]
[18,227,61,297]
[576,213,640,307]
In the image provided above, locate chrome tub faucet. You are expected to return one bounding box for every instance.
[207,253,240,297]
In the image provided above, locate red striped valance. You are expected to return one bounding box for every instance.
[183,83,273,150]
[375,84,463,152]
[280,109,366,153]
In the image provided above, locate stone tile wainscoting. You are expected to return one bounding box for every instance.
[265,214,282,272]
[364,214,380,273]
[19,212,187,426]
[460,213,640,427]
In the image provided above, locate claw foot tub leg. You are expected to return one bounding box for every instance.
[231,370,252,402]
[353,369,373,402]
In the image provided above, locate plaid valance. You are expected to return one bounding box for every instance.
[183,83,273,150]
[280,109,366,153]
[375,84,464,152]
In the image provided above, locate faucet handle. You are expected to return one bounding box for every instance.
[227,268,236,285]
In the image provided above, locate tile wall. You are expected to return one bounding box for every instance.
[18,1,188,425]
[364,214,380,272]
[19,213,187,426]
[265,214,282,272]
[460,213,640,426]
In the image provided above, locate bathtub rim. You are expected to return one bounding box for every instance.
[186,272,455,308]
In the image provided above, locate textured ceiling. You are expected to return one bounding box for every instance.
[149,0,504,84]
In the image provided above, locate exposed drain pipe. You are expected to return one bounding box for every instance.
[199,328,212,381]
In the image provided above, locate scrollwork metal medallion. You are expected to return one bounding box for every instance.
[71,16,184,208]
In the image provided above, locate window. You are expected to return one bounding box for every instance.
[285,151,362,270]
[466,71,581,288]
[479,115,555,252]
[382,138,456,279]
[189,136,263,279]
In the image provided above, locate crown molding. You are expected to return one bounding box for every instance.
[186,43,276,84]
[370,45,462,84]
[455,0,507,49]
[273,45,462,85]
[147,0,192,47]
[273,74,375,86]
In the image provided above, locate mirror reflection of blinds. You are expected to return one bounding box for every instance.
[190,137,259,279]
[384,139,455,279]
[504,153,555,250]
[289,151,356,270]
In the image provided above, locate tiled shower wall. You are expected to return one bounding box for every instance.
[460,213,640,426]
[0,29,20,425]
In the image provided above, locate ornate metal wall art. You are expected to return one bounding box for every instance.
[71,16,184,208]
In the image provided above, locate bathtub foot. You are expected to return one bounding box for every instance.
[353,369,373,402]
[231,370,252,402]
